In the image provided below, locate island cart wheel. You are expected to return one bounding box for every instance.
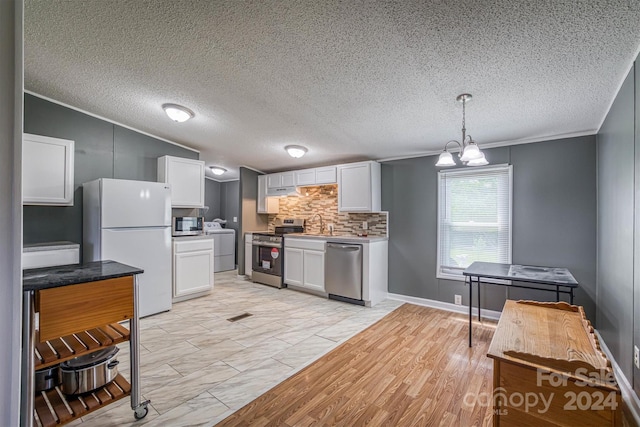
[134,406,149,420]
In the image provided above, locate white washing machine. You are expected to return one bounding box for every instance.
[204,222,236,272]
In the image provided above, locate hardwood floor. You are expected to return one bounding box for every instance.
[216,303,497,426]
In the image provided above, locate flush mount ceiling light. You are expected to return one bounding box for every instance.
[435,94,488,167]
[209,166,226,176]
[162,103,194,122]
[285,145,308,158]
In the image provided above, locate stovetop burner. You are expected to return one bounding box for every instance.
[253,218,305,238]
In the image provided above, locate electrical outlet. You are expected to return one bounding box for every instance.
[233,216,237,222]
[454,294,462,305]
[634,345,639,369]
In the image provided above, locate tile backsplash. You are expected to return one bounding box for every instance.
[267,185,388,237]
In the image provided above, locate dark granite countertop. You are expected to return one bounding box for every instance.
[23,260,144,291]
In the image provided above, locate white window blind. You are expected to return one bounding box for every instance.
[437,165,512,280]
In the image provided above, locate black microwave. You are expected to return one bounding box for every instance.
[172,217,204,236]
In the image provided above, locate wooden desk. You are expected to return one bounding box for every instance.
[487,300,621,426]
[463,262,579,346]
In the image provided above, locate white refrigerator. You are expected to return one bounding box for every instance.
[83,178,172,317]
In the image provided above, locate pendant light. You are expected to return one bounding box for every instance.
[436,94,487,167]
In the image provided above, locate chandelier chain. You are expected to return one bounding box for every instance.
[461,96,467,143]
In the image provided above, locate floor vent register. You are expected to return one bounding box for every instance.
[227,312,253,322]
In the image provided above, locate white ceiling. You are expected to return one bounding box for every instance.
[25,0,640,181]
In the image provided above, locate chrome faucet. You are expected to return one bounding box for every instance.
[308,213,325,234]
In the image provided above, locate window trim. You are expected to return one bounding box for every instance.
[436,164,513,282]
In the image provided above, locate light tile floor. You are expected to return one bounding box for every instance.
[66,270,402,427]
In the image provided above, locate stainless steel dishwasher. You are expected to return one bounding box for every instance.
[325,242,364,305]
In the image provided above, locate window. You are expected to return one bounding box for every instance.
[437,164,512,280]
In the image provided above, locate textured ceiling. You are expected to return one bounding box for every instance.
[25,0,640,180]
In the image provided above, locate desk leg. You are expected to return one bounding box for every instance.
[556,286,560,302]
[477,278,481,323]
[468,276,473,347]
[20,291,34,427]
[570,288,574,305]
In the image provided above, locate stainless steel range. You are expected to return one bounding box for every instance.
[251,218,304,288]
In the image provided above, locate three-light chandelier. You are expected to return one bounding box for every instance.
[435,93,488,167]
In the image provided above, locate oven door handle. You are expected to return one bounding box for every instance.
[252,241,282,248]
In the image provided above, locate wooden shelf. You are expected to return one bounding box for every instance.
[35,323,130,370]
[34,374,131,427]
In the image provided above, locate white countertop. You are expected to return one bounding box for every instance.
[23,241,80,252]
[172,233,214,241]
[285,233,388,243]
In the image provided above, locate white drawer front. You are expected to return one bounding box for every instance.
[174,239,213,253]
[284,238,326,251]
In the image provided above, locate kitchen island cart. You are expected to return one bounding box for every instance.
[21,260,148,426]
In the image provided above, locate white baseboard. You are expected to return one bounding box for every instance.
[387,293,502,321]
[594,330,640,425]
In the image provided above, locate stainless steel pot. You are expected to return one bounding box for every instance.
[59,346,119,395]
[35,366,59,392]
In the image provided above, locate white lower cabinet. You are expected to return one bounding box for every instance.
[244,234,253,278]
[285,236,388,306]
[284,247,304,287]
[284,239,325,292]
[173,237,214,302]
[302,250,325,292]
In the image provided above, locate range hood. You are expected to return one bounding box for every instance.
[267,186,302,197]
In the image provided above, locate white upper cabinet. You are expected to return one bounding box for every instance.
[23,133,75,206]
[268,171,295,188]
[257,175,279,214]
[294,166,337,186]
[338,161,381,212]
[157,155,205,208]
[295,168,316,186]
[281,171,295,186]
[315,166,337,184]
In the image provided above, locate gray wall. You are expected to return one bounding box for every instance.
[23,94,198,247]
[204,179,221,221]
[221,180,240,265]
[238,168,268,274]
[597,65,638,393]
[0,0,22,423]
[205,178,240,265]
[220,181,239,229]
[381,135,597,320]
